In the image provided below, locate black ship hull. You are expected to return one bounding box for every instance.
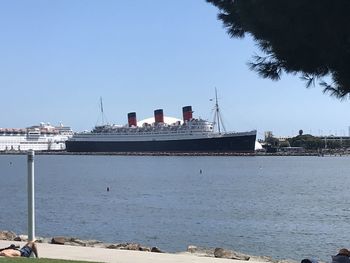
[66,133,256,153]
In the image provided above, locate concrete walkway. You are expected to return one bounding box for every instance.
[0,240,263,263]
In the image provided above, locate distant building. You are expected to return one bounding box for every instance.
[264,131,273,140]
[277,136,292,141]
[318,135,350,148]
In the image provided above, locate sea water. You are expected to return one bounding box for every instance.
[0,154,350,261]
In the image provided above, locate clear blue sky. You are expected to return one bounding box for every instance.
[1,0,349,139]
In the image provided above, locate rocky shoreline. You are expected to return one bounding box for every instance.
[0,230,297,262]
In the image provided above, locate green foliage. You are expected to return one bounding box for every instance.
[288,134,323,150]
[342,140,350,148]
[325,140,342,149]
[279,140,290,148]
[207,0,350,98]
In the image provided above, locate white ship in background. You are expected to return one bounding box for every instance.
[0,122,73,152]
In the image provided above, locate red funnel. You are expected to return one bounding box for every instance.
[127,112,137,127]
[154,109,164,123]
[182,106,193,122]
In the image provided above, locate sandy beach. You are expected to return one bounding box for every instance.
[0,240,272,263]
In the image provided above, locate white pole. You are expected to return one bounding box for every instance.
[27,150,35,241]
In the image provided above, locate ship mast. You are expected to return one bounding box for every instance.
[98,96,108,126]
[100,97,105,125]
[212,88,226,134]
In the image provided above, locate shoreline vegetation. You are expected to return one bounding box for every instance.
[0,230,297,263]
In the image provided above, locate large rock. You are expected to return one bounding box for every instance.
[187,245,198,253]
[106,243,128,249]
[118,243,149,251]
[0,230,16,240]
[51,236,66,245]
[140,246,151,252]
[186,245,215,257]
[36,237,51,244]
[122,243,141,251]
[84,240,103,247]
[14,235,28,241]
[214,247,250,260]
[67,238,103,247]
[151,247,163,253]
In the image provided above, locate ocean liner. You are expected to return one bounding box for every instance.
[0,123,73,152]
[66,98,257,153]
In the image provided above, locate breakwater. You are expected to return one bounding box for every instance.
[0,230,296,262]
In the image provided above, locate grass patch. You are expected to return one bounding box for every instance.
[0,258,98,263]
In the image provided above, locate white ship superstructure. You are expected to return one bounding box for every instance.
[72,118,255,142]
[0,123,73,151]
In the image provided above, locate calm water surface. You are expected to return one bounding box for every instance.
[1,155,350,261]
